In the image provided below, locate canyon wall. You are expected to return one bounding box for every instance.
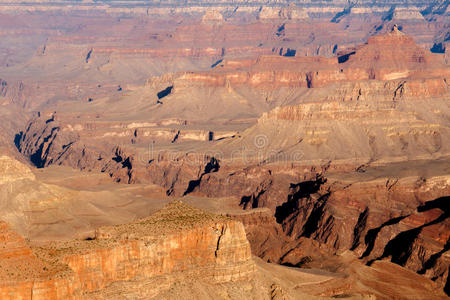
[0,201,254,299]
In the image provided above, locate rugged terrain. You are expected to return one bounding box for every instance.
[0,200,256,299]
[0,0,449,299]
[0,156,448,299]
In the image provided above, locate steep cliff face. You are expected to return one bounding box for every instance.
[258,5,309,20]
[0,220,79,300]
[0,201,254,299]
[14,114,124,171]
[0,1,443,14]
[171,27,448,90]
[175,157,450,294]
[222,28,450,164]
[66,208,253,297]
[232,102,448,168]
[14,115,142,184]
[270,170,450,291]
[14,115,223,192]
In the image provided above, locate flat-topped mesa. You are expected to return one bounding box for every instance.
[171,29,448,90]
[0,201,254,299]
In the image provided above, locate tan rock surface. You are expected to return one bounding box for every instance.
[0,201,256,299]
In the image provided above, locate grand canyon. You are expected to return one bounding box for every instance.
[0,0,449,299]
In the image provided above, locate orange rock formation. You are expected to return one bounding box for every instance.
[0,201,254,299]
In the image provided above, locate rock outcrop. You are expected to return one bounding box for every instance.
[258,5,308,20]
[0,220,79,300]
[209,29,449,166]
[172,26,448,90]
[392,7,425,20]
[0,201,254,299]
[257,167,450,292]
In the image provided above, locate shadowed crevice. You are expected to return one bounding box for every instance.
[157,86,173,100]
[183,157,220,196]
[350,207,369,250]
[360,215,409,259]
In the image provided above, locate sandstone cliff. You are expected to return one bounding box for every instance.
[0,201,254,299]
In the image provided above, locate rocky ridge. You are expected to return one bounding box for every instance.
[0,201,254,299]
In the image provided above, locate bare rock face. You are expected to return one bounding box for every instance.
[0,220,79,300]
[345,25,447,80]
[208,29,450,166]
[14,115,141,184]
[227,208,295,262]
[177,158,450,293]
[15,115,91,169]
[0,201,254,299]
[174,27,448,89]
[264,170,450,290]
[251,89,449,164]
[392,7,425,20]
[258,5,308,20]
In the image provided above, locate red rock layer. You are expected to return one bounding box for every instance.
[0,221,80,299]
[0,202,254,299]
[170,28,449,90]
